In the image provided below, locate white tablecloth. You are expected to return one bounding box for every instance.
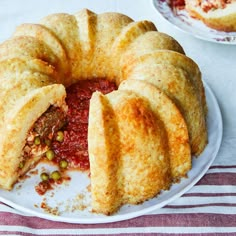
[0,0,236,235]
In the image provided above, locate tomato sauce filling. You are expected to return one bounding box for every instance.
[51,79,117,170]
[171,0,185,8]
[33,79,117,195]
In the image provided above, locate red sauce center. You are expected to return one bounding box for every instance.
[170,0,185,8]
[52,79,117,170]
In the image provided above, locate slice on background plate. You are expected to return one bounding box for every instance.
[153,0,236,44]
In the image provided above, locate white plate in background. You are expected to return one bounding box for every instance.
[153,0,236,44]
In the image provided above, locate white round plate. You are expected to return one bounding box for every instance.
[0,81,222,224]
[153,0,236,44]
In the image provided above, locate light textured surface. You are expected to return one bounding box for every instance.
[0,0,235,234]
[0,5,207,214]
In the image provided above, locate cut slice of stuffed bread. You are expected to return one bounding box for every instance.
[0,84,66,190]
[185,0,236,32]
[88,79,191,215]
[88,89,173,215]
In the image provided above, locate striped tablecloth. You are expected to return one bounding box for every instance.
[0,0,236,235]
[1,165,235,235]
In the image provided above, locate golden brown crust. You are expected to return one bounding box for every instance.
[120,31,185,65]
[0,57,56,80]
[0,73,53,129]
[107,91,172,204]
[111,20,157,82]
[40,13,81,85]
[119,80,191,181]
[89,12,133,80]
[0,9,208,215]
[0,85,66,190]
[121,50,208,155]
[89,90,172,214]
[74,9,97,79]
[13,23,69,82]
[88,92,122,215]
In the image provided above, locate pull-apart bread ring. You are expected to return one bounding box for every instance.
[0,9,208,215]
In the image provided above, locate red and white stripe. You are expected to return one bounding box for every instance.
[0,165,236,235]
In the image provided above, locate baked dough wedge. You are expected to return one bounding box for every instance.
[0,8,208,215]
[119,79,191,181]
[122,50,207,155]
[0,84,66,190]
[88,90,172,215]
[13,23,68,82]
